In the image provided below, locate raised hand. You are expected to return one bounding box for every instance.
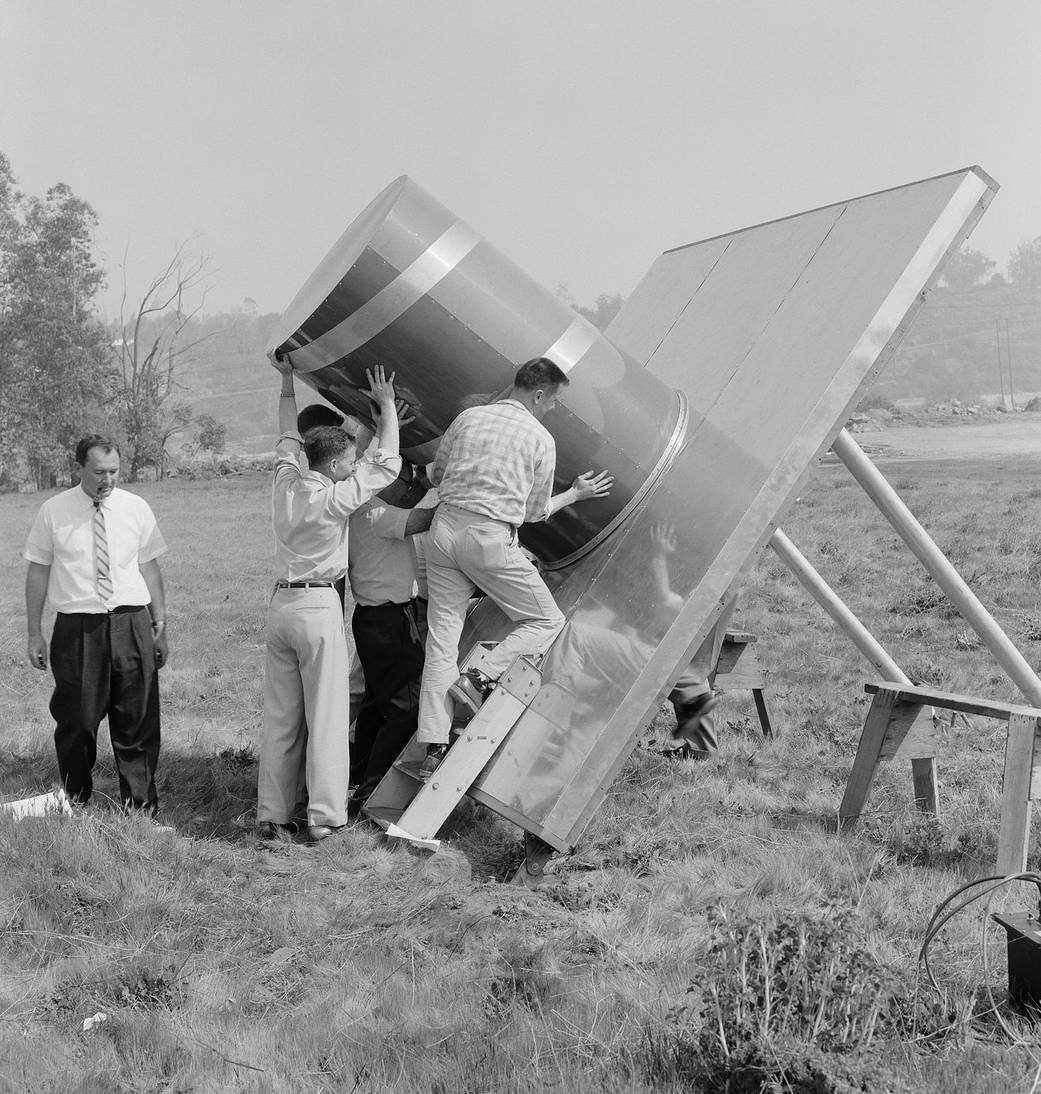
[571,470,613,502]
[268,349,294,375]
[650,519,678,555]
[364,365,397,411]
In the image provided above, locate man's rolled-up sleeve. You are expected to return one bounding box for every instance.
[330,452,402,516]
[369,503,410,540]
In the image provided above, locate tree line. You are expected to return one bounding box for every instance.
[877,240,1041,404]
[0,154,229,491]
[4,148,1041,489]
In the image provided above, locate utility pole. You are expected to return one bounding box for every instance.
[996,322,1007,408]
[1005,317,1016,411]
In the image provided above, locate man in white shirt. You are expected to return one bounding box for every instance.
[24,435,169,815]
[259,355,400,842]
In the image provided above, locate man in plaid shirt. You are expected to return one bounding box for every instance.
[417,357,612,778]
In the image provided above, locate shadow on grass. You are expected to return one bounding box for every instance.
[3,737,533,877]
[0,741,260,844]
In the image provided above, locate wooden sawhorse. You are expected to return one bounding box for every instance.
[839,681,1041,873]
[714,631,776,738]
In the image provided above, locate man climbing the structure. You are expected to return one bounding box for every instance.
[416,357,613,779]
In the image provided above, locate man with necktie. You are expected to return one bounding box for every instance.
[24,436,170,817]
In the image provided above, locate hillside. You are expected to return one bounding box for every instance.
[167,282,1041,453]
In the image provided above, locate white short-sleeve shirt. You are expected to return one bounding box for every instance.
[347,498,418,607]
[23,486,167,613]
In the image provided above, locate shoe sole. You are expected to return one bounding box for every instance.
[448,684,484,717]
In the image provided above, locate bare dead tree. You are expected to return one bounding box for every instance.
[113,241,216,479]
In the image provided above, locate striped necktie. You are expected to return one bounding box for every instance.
[93,498,114,601]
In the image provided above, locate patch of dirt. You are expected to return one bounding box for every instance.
[870,415,1041,462]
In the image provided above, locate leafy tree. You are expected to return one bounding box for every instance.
[1009,237,1041,289]
[194,413,226,454]
[554,286,626,332]
[939,245,995,290]
[0,153,114,489]
[573,292,625,331]
[112,242,213,479]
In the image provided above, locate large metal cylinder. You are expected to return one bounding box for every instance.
[272,176,686,567]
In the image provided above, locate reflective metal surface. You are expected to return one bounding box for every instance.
[270,176,684,567]
[469,168,997,844]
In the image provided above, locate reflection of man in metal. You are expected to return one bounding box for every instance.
[416,357,613,779]
[649,521,735,757]
[24,435,169,816]
[258,355,400,843]
[535,520,735,769]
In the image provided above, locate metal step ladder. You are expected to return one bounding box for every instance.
[362,655,543,847]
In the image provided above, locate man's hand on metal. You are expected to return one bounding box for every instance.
[650,519,678,555]
[269,349,294,375]
[571,470,613,501]
[27,634,47,671]
[363,364,397,411]
[394,397,416,427]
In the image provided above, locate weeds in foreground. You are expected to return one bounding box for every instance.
[5,460,1041,1090]
[643,905,959,1093]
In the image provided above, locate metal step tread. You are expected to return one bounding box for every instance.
[362,804,405,831]
[390,758,425,782]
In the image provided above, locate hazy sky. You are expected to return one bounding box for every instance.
[3,0,1039,318]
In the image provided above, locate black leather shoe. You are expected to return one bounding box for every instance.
[419,743,450,781]
[448,669,494,724]
[308,823,347,843]
[258,821,297,842]
[671,691,719,741]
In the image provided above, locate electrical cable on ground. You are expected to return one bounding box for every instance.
[919,871,1041,1047]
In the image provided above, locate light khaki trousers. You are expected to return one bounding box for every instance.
[258,586,350,827]
[418,505,565,745]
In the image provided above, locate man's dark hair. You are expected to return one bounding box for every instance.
[75,435,120,466]
[297,403,344,433]
[303,426,355,469]
[514,357,569,392]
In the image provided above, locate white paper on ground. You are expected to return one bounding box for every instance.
[0,788,73,820]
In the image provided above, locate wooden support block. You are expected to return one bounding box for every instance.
[839,687,901,829]
[864,682,1041,724]
[715,632,775,736]
[752,689,775,739]
[714,637,764,690]
[877,701,930,760]
[911,758,939,814]
[997,713,1040,874]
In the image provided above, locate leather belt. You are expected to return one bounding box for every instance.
[275,580,335,589]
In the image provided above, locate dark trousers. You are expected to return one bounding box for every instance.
[350,599,425,801]
[49,608,161,812]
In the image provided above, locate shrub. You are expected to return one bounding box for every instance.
[697,905,909,1054]
[170,451,270,480]
[647,906,920,1091]
[857,392,897,414]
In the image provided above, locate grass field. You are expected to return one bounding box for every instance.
[4,454,1041,1092]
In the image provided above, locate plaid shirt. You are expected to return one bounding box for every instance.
[431,400,555,525]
